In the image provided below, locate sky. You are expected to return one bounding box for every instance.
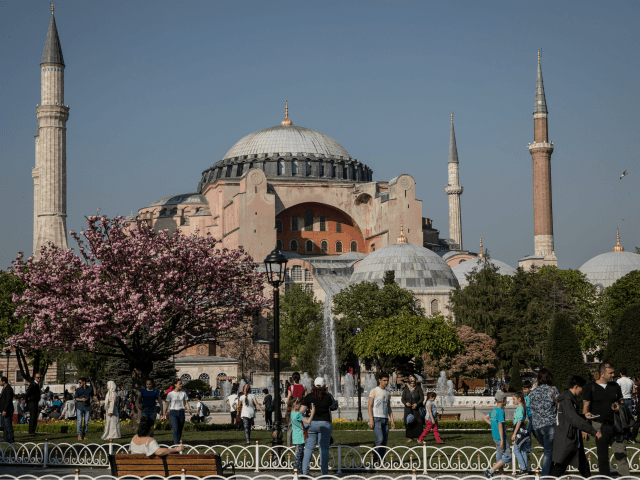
[1,0,639,270]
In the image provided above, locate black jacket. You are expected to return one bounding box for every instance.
[552,390,597,465]
[401,386,425,421]
[0,384,14,415]
[25,381,41,404]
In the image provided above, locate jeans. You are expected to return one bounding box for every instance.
[419,421,442,443]
[494,439,512,466]
[265,410,273,428]
[533,424,555,476]
[169,409,185,446]
[76,408,91,435]
[292,443,305,471]
[28,402,38,434]
[593,421,630,476]
[302,420,332,475]
[513,438,530,470]
[1,414,14,442]
[373,417,389,464]
[242,417,252,443]
[141,406,157,421]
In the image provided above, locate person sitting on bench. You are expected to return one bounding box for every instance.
[130,417,184,457]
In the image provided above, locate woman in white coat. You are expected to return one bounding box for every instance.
[101,381,121,440]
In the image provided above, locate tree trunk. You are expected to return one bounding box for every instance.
[127,360,154,430]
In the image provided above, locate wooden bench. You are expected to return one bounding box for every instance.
[109,454,235,477]
[439,413,461,421]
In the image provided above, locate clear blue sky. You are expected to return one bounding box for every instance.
[1,0,639,270]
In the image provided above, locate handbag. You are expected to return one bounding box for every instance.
[329,394,339,411]
[418,406,427,419]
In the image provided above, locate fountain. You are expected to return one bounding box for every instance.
[318,293,340,396]
[266,376,274,399]
[238,379,246,396]
[343,373,355,408]
[446,379,456,407]
[364,373,377,399]
[301,372,313,394]
[436,371,448,410]
[221,380,231,412]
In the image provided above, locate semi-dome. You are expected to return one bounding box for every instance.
[350,232,458,290]
[451,257,516,288]
[579,230,640,290]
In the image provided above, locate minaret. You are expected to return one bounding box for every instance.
[445,113,463,250]
[528,51,557,265]
[34,3,69,254]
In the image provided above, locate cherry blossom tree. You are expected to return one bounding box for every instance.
[10,216,270,389]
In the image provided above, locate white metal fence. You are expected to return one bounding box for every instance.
[0,475,636,480]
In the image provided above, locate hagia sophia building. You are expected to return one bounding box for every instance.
[28,8,640,385]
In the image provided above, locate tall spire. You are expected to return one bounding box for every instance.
[448,112,458,164]
[41,4,64,66]
[534,50,547,114]
[478,236,484,258]
[613,228,625,252]
[281,99,292,126]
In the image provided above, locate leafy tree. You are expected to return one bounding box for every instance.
[423,325,499,383]
[509,363,523,392]
[544,312,589,392]
[351,313,461,371]
[603,303,640,379]
[185,379,209,392]
[103,355,176,391]
[602,271,640,330]
[383,270,395,286]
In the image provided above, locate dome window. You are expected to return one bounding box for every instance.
[306,161,311,176]
[321,241,328,252]
[342,163,347,179]
[275,219,283,232]
[319,163,324,176]
[431,299,440,314]
[290,239,298,252]
[278,159,284,175]
[319,216,326,232]
[350,241,357,252]
[292,160,298,175]
[291,215,299,231]
[292,265,303,282]
[237,163,244,176]
[305,240,314,252]
[336,241,343,253]
[276,239,283,251]
[336,222,342,233]
[305,269,312,282]
[332,165,336,177]
[304,210,313,231]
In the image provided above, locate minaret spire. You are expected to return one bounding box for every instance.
[478,236,484,258]
[613,228,625,252]
[534,50,547,115]
[445,113,463,250]
[281,99,292,126]
[41,4,64,66]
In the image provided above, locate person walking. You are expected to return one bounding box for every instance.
[368,372,396,465]
[140,379,162,422]
[511,391,531,475]
[263,388,274,429]
[582,362,630,477]
[483,391,512,478]
[300,377,334,476]
[291,398,315,472]
[401,375,424,443]
[162,379,191,446]
[528,368,559,477]
[226,386,239,426]
[74,378,93,440]
[418,392,444,443]
[238,384,263,444]
[0,376,15,443]
[287,372,306,400]
[617,367,636,443]
[25,372,42,435]
[101,381,121,440]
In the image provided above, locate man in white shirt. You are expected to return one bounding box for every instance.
[368,372,395,465]
[226,386,239,427]
[617,367,637,443]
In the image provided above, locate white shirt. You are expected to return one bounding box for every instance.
[227,394,238,410]
[63,400,76,419]
[239,394,256,418]
[617,377,635,399]
[130,437,160,457]
[369,387,390,419]
[166,391,188,410]
[196,401,205,417]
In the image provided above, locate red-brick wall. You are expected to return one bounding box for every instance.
[176,342,217,358]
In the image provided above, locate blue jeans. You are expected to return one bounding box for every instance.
[513,439,530,470]
[302,420,332,475]
[494,439,512,466]
[169,409,185,446]
[141,406,157,421]
[373,417,389,464]
[1,414,14,442]
[76,408,90,435]
[533,424,555,476]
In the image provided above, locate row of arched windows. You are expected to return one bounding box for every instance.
[275,217,340,233]
[276,239,357,254]
[276,159,363,179]
[285,266,313,283]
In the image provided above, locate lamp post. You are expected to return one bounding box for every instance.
[263,249,288,447]
[353,328,363,422]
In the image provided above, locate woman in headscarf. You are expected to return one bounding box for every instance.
[401,375,424,442]
[101,381,121,440]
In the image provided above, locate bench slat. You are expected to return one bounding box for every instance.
[118,471,219,477]
[115,459,219,465]
[118,464,221,470]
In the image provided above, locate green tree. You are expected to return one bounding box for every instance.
[280,284,323,374]
[383,270,395,286]
[351,313,462,371]
[185,379,209,392]
[544,312,589,392]
[603,303,640,379]
[602,271,640,330]
[103,355,176,391]
[509,363,523,392]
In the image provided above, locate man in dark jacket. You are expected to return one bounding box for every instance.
[25,373,42,435]
[551,375,601,477]
[0,376,15,443]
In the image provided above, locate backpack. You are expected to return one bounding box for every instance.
[201,403,210,417]
[264,395,274,412]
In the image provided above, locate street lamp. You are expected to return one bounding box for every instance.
[263,249,288,447]
[353,328,363,422]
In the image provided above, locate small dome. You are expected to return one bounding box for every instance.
[148,193,208,207]
[452,258,516,288]
[350,243,458,290]
[579,251,640,290]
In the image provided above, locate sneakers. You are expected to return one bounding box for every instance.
[515,469,528,476]
[484,469,494,478]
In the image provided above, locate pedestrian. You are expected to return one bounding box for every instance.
[162,379,191,446]
[61,393,76,420]
[25,372,42,435]
[528,368,559,477]
[582,362,630,476]
[522,380,533,420]
[511,391,531,475]
[300,377,334,476]
[0,376,15,443]
[101,381,121,440]
[401,375,424,443]
[226,386,239,427]
[462,380,469,396]
[238,384,263,445]
[285,396,296,447]
[74,378,93,440]
[263,388,274,429]
[550,375,600,477]
[91,395,103,420]
[291,398,315,472]
[140,379,162,422]
[483,390,512,478]
[617,367,636,443]
[287,372,306,401]
[418,392,444,444]
[131,417,184,456]
[194,395,205,424]
[367,372,396,465]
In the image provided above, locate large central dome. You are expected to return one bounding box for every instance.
[223,125,351,160]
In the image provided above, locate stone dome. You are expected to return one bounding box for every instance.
[579,251,640,290]
[223,125,351,160]
[350,243,459,290]
[451,257,517,288]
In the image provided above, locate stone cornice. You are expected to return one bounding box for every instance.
[528,142,554,152]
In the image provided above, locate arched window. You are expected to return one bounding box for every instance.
[290,239,298,252]
[216,372,227,389]
[319,163,324,176]
[342,163,347,179]
[305,240,314,252]
[292,160,298,175]
[304,210,313,231]
[292,266,303,282]
[331,164,336,177]
[199,373,211,386]
[278,159,284,175]
[319,216,326,231]
[336,222,342,233]
[275,219,283,232]
[237,163,244,176]
[431,299,440,314]
[276,239,284,251]
[291,215,299,231]
[335,241,343,253]
[180,374,192,384]
[321,241,328,252]
[226,166,232,178]
[306,160,311,176]
[350,241,357,252]
[371,244,376,252]
[305,269,312,282]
